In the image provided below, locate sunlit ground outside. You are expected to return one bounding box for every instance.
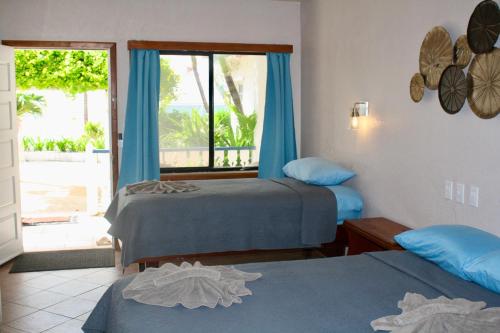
[21,158,111,252]
[19,90,112,251]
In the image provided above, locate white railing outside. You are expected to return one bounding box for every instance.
[159,146,257,169]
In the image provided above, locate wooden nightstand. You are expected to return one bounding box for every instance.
[344,217,411,255]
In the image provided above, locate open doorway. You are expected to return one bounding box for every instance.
[3,41,118,252]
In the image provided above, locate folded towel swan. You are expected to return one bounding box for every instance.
[371,292,500,333]
[153,267,221,287]
[125,180,200,195]
[122,261,262,309]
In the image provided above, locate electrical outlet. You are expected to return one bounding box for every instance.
[469,186,479,208]
[455,183,465,204]
[445,181,453,200]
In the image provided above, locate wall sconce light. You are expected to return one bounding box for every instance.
[350,101,369,129]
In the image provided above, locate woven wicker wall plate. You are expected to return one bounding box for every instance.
[453,35,472,68]
[467,48,500,119]
[419,26,453,90]
[410,73,425,102]
[467,0,500,54]
[438,65,467,114]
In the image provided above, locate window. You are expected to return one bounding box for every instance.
[158,52,266,172]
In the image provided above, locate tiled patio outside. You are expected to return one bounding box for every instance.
[20,160,112,252]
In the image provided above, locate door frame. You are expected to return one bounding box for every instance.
[1,40,119,193]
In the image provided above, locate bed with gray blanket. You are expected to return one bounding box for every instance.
[106,178,338,267]
[82,251,500,333]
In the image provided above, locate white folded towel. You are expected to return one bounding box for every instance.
[122,261,262,309]
[125,180,200,195]
[371,292,500,333]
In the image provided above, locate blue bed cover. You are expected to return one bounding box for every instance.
[82,251,500,333]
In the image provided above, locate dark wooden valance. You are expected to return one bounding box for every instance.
[2,40,116,50]
[127,40,293,53]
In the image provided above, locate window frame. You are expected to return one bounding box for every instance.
[159,50,264,174]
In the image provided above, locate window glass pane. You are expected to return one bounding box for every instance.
[213,54,266,168]
[158,55,209,168]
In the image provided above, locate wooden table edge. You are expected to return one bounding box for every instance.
[344,218,411,250]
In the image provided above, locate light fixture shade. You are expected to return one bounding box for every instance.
[350,108,360,129]
[350,114,359,129]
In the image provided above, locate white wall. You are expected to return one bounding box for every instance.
[0,0,301,145]
[301,0,500,235]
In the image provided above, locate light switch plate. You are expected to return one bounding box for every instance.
[469,186,479,208]
[455,183,465,204]
[445,181,453,200]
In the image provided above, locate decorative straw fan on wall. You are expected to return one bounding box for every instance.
[453,35,472,68]
[467,0,500,54]
[467,48,500,119]
[438,65,467,114]
[409,0,500,118]
[410,73,425,102]
[419,26,453,90]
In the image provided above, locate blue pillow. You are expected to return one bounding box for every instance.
[394,225,500,280]
[325,185,363,221]
[464,250,500,294]
[283,157,355,185]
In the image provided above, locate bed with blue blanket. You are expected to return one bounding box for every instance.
[106,178,363,267]
[82,250,500,333]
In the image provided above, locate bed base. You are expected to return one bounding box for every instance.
[135,225,348,272]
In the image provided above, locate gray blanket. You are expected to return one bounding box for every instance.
[106,178,337,266]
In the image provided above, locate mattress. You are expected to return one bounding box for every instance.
[82,251,500,333]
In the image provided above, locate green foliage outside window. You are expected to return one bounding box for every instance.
[159,58,180,112]
[159,107,256,150]
[22,121,105,152]
[83,121,105,149]
[158,55,259,166]
[15,49,110,150]
[15,50,108,94]
[16,92,46,117]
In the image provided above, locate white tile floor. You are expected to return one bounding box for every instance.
[0,254,132,333]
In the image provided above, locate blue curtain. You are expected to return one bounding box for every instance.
[258,52,297,178]
[117,49,161,190]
